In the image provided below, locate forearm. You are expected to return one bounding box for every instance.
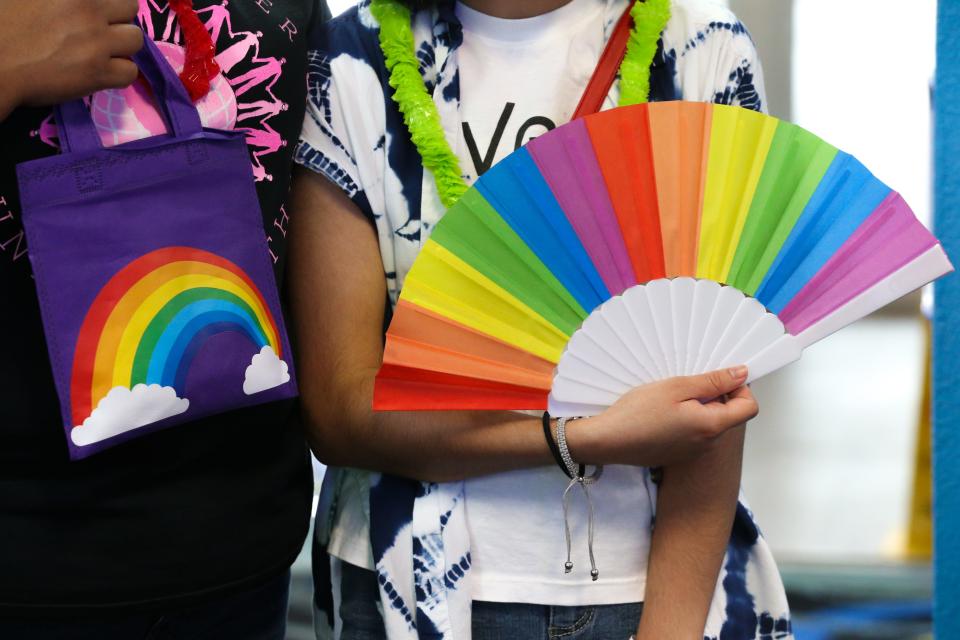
[292,167,591,483]
[303,369,557,482]
[636,424,745,639]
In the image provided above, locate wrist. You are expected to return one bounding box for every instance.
[563,414,605,465]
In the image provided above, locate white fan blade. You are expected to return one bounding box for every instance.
[551,375,622,407]
[580,311,649,383]
[623,287,670,378]
[548,398,607,418]
[563,331,643,388]
[703,297,766,371]
[670,278,696,376]
[744,334,803,382]
[645,279,677,376]
[795,244,953,348]
[693,285,745,372]
[549,353,632,401]
[686,279,721,374]
[716,313,786,370]
[599,303,659,382]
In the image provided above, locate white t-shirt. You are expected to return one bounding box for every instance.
[455,0,604,181]
[454,0,655,606]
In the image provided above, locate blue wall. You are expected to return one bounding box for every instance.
[934,2,960,637]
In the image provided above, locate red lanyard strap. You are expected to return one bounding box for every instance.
[572,0,637,119]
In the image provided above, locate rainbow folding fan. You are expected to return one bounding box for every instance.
[374,102,954,417]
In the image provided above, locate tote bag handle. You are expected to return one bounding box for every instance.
[55,31,205,154]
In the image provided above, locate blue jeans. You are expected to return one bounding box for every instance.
[472,601,643,640]
[0,570,290,640]
[336,561,642,640]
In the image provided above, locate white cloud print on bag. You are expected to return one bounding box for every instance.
[71,345,289,447]
[71,384,190,446]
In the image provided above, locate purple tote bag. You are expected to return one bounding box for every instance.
[16,35,297,460]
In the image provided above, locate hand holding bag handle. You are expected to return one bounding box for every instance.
[54,32,204,154]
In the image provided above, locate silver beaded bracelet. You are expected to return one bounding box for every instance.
[556,416,579,479]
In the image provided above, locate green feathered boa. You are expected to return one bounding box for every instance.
[370,0,672,209]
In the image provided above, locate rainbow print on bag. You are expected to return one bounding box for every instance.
[69,247,290,447]
[374,102,954,416]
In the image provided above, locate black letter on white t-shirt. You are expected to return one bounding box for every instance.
[515,116,555,149]
[462,102,515,177]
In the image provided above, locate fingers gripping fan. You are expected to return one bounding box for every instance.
[374,102,954,416]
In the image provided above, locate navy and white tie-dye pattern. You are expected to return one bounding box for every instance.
[296,1,789,638]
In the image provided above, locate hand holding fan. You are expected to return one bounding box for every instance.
[374,101,953,416]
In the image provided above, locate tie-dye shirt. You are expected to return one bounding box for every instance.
[297,1,792,638]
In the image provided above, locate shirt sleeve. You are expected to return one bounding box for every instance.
[710,26,768,114]
[295,47,368,205]
[663,2,770,114]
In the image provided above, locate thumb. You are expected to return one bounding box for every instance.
[674,366,749,401]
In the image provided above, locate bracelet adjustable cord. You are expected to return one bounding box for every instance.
[555,416,603,581]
